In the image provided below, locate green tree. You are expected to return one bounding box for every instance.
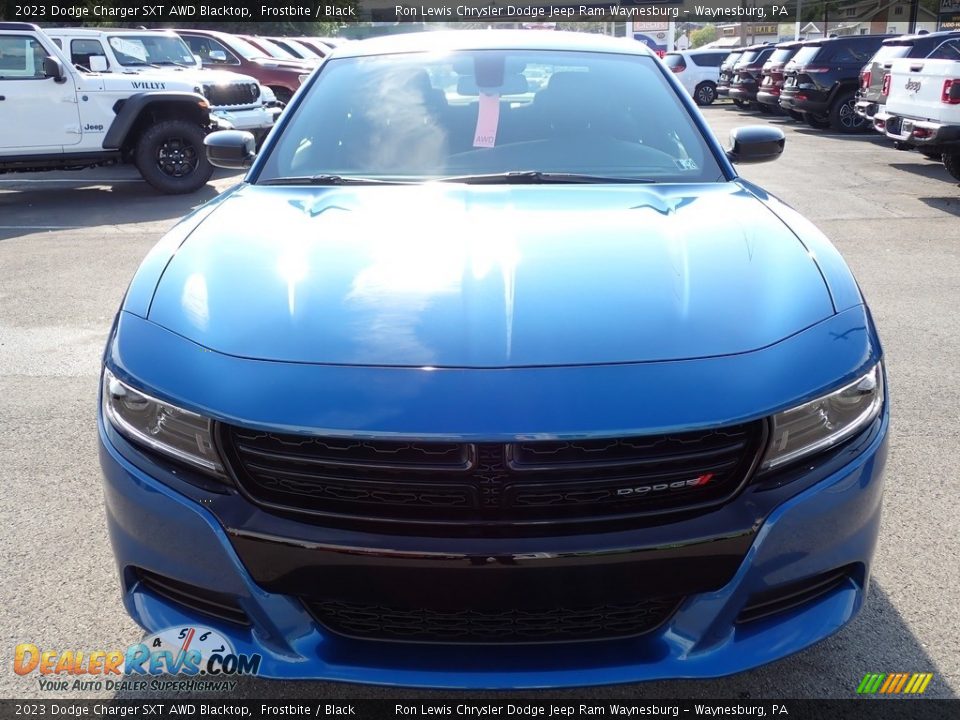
[689,24,717,48]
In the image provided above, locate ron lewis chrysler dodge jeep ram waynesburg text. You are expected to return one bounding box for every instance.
[98,31,889,688]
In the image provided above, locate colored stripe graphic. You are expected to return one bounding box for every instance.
[857,672,933,694]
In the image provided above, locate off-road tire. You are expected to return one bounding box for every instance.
[944,152,960,182]
[134,120,213,195]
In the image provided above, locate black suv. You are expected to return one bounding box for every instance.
[717,50,743,98]
[779,35,890,132]
[728,44,776,110]
[756,41,803,116]
[856,31,960,122]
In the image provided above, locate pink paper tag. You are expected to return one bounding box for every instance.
[473,92,501,148]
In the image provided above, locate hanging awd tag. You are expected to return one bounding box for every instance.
[473,92,501,149]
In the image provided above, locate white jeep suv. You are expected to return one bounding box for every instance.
[662,49,728,106]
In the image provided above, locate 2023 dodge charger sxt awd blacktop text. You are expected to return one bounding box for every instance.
[99,31,888,688]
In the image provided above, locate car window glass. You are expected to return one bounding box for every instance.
[872,44,911,62]
[258,50,724,184]
[790,46,822,65]
[769,48,797,63]
[735,51,759,66]
[183,35,239,65]
[70,39,106,68]
[0,35,47,79]
[690,53,722,67]
[830,44,874,63]
[928,39,960,60]
[721,53,742,68]
[663,54,685,68]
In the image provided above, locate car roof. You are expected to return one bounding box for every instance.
[882,29,960,44]
[328,30,655,60]
[43,27,179,37]
[774,41,804,49]
[802,34,892,46]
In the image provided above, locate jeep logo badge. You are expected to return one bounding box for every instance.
[905,80,922,93]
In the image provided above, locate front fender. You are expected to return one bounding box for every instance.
[103,92,210,149]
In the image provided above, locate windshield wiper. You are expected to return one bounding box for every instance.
[153,60,190,67]
[260,175,411,186]
[434,171,656,185]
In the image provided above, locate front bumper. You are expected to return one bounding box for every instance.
[874,111,960,148]
[211,105,282,132]
[99,404,888,688]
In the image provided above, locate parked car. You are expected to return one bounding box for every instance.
[176,29,310,104]
[0,23,215,193]
[239,35,319,67]
[292,37,337,57]
[267,37,327,61]
[874,38,960,180]
[662,48,728,105]
[856,30,960,123]
[779,35,891,132]
[756,41,804,115]
[43,27,280,140]
[98,30,888,686]
[717,49,743,98]
[729,44,776,110]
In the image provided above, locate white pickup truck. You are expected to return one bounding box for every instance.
[874,36,960,181]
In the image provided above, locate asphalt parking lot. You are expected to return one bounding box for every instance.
[1,103,958,701]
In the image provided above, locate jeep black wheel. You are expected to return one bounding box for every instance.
[134,120,213,195]
[829,93,868,133]
[805,112,831,130]
[944,152,960,182]
[694,82,717,106]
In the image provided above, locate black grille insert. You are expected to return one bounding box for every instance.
[135,568,250,626]
[202,82,260,108]
[306,597,682,644]
[736,565,855,624]
[218,422,764,533]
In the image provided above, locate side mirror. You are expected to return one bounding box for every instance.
[192,54,203,68]
[209,50,228,63]
[43,56,66,83]
[89,55,108,72]
[205,130,257,169]
[726,125,785,164]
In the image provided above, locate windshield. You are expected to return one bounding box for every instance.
[249,37,297,60]
[282,39,321,59]
[873,43,912,62]
[256,50,724,185]
[790,46,823,66]
[108,34,196,67]
[768,48,797,64]
[222,35,270,60]
[721,52,742,69]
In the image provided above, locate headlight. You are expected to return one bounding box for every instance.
[102,368,225,477]
[762,363,884,470]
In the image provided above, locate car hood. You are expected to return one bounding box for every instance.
[146,183,836,368]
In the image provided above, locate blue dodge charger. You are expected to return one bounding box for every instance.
[99,31,888,687]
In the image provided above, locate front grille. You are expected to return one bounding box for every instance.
[306,596,681,644]
[218,421,764,534]
[202,82,260,108]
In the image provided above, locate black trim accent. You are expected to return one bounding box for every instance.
[134,568,250,627]
[736,565,856,624]
[0,151,121,173]
[304,595,684,645]
[102,92,208,150]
